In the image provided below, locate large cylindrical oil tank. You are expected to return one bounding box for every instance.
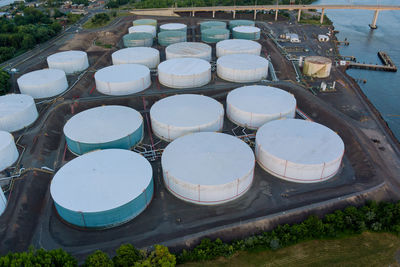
[160,23,187,32]
[0,94,38,132]
[232,26,261,40]
[217,54,268,83]
[216,39,261,58]
[256,119,345,183]
[132,19,157,27]
[47,50,89,74]
[123,33,153,47]
[166,42,212,61]
[227,85,296,129]
[95,64,151,95]
[157,31,187,46]
[63,105,143,155]
[17,69,68,99]
[201,28,230,43]
[158,58,211,88]
[0,131,19,172]
[162,132,255,205]
[229,19,255,30]
[150,94,224,142]
[50,149,153,228]
[112,47,160,69]
[303,56,332,78]
[200,21,226,31]
[128,25,157,38]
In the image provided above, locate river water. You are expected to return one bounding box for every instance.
[313,0,400,141]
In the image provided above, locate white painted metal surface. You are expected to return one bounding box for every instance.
[256,119,345,183]
[128,25,157,37]
[95,64,151,95]
[17,69,68,99]
[217,54,268,83]
[216,39,261,57]
[47,50,89,74]
[158,58,211,88]
[303,56,332,78]
[112,47,160,69]
[166,42,212,61]
[0,187,7,216]
[0,131,19,172]
[50,149,153,212]
[150,94,224,142]
[227,85,296,129]
[160,23,187,32]
[162,132,255,205]
[0,94,38,132]
[64,105,143,144]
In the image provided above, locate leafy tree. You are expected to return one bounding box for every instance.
[21,34,35,49]
[0,247,77,266]
[0,69,10,95]
[83,250,113,267]
[0,47,15,62]
[91,13,110,25]
[113,244,142,267]
[141,245,176,267]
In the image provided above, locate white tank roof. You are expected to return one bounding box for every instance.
[256,119,345,183]
[17,69,68,99]
[150,94,224,141]
[47,50,89,74]
[166,42,212,61]
[216,39,261,57]
[50,149,152,213]
[0,131,19,172]
[64,105,143,144]
[128,25,157,37]
[232,25,260,33]
[162,132,255,205]
[158,58,211,88]
[217,54,268,83]
[227,85,296,129]
[0,94,38,132]
[95,64,151,95]
[112,47,160,69]
[160,23,186,31]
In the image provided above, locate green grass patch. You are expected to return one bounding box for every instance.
[94,41,112,49]
[180,232,400,267]
[299,15,332,26]
[82,12,131,29]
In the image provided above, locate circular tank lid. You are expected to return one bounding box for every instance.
[160,23,186,30]
[256,119,344,165]
[150,94,223,128]
[123,32,153,40]
[233,26,260,33]
[217,54,268,70]
[0,94,35,117]
[129,25,156,33]
[63,105,143,144]
[133,19,157,25]
[158,58,210,76]
[305,56,332,64]
[166,42,211,57]
[95,64,150,84]
[216,39,261,54]
[200,20,226,28]
[162,132,255,185]
[0,131,14,150]
[17,69,66,86]
[112,47,159,64]
[50,149,153,213]
[227,85,296,116]
[202,28,229,35]
[47,50,87,64]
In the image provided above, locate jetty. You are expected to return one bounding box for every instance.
[347,51,397,72]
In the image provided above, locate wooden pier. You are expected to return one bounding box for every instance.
[347,51,397,72]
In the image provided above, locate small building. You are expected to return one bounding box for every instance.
[286,33,300,43]
[318,34,330,42]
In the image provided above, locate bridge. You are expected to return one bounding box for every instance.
[159,5,400,29]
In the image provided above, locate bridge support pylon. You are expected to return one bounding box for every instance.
[320,8,325,24]
[275,9,278,21]
[369,10,379,29]
[297,9,301,22]
[233,10,236,18]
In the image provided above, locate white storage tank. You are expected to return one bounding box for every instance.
[217,54,268,83]
[227,85,296,129]
[112,47,160,69]
[0,94,38,132]
[162,132,255,205]
[17,69,68,99]
[50,149,153,228]
[256,119,345,183]
[160,23,187,32]
[158,58,211,88]
[64,105,143,155]
[216,39,261,58]
[303,56,332,78]
[150,94,224,142]
[123,33,153,47]
[128,25,157,38]
[232,26,261,40]
[95,64,151,96]
[0,131,19,172]
[47,50,89,74]
[0,186,6,216]
[165,42,212,62]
